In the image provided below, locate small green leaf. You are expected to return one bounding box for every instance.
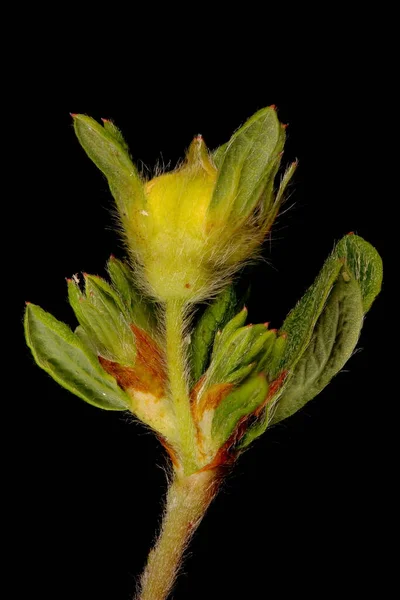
[72,114,146,227]
[107,256,157,336]
[209,107,286,223]
[190,285,237,382]
[271,269,364,424]
[210,324,269,385]
[24,304,130,410]
[212,374,269,447]
[256,329,278,372]
[211,305,248,358]
[67,274,135,366]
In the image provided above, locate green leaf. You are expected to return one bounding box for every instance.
[211,305,248,358]
[271,268,364,424]
[212,374,269,447]
[107,256,157,336]
[256,333,287,380]
[212,141,229,168]
[67,274,136,366]
[277,234,382,380]
[210,324,270,385]
[24,303,130,411]
[277,255,343,379]
[72,114,146,226]
[209,107,286,223]
[240,234,382,446]
[334,234,383,312]
[190,285,237,382]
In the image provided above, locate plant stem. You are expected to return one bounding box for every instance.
[165,299,197,473]
[136,470,219,600]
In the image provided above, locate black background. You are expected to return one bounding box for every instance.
[14,40,388,600]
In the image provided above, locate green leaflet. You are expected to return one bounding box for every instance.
[72,115,146,226]
[277,234,382,379]
[212,374,269,448]
[67,274,136,366]
[211,305,248,358]
[334,234,383,312]
[190,285,237,383]
[210,324,270,386]
[24,303,130,411]
[276,255,343,379]
[195,311,272,417]
[256,332,286,380]
[209,107,286,223]
[107,256,157,336]
[271,269,364,424]
[239,234,382,447]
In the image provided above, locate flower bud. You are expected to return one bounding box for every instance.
[73,108,296,303]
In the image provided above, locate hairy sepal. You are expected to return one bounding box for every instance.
[210,106,285,224]
[72,114,146,242]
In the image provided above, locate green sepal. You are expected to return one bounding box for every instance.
[67,274,135,366]
[107,256,157,336]
[209,107,286,222]
[101,119,130,153]
[72,114,146,224]
[212,374,269,448]
[271,268,364,424]
[190,285,237,382]
[24,303,130,411]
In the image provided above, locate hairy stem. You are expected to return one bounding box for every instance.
[165,299,197,473]
[136,470,220,600]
